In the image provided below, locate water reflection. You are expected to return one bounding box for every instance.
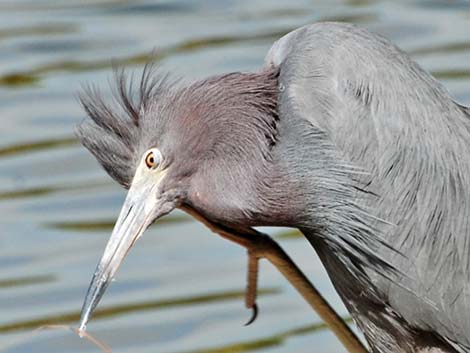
[0,137,77,157]
[46,214,192,232]
[0,274,56,290]
[180,319,350,353]
[0,28,298,87]
[0,288,279,334]
[0,24,77,40]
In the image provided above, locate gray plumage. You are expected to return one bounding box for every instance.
[78,22,470,353]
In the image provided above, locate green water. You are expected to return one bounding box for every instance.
[0,1,469,352]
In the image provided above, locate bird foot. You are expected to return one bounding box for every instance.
[244,303,258,326]
[180,206,366,353]
[179,206,264,325]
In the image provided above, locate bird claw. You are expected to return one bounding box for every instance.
[244,303,258,326]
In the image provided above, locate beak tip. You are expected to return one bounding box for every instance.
[78,322,87,337]
[78,188,161,336]
[78,303,92,336]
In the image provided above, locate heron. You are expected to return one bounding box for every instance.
[76,22,470,353]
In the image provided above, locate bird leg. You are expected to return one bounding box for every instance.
[180,205,368,353]
[244,248,259,326]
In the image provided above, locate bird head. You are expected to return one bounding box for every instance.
[76,65,280,331]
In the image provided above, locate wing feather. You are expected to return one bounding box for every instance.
[265,22,470,350]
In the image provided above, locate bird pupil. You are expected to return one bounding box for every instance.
[145,152,156,168]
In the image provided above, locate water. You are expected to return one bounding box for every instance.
[0,1,469,352]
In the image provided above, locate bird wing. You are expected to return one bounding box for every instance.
[265,22,470,349]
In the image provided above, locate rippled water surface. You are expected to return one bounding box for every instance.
[1,1,470,352]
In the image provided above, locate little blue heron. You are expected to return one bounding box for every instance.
[76,22,470,353]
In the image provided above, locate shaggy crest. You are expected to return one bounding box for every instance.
[77,64,280,188]
[77,64,172,188]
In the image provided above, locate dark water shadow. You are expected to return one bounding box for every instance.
[0,180,109,201]
[0,0,192,13]
[45,214,192,232]
[180,317,352,353]
[275,230,303,240]
[410,42,470,56]
[105,2,196,15]
[0,137,77,158]
[321,12,377,24]
[0,274,56,289]
[432,69,470,80]
[416,0,470,10]
[0,23,77,40]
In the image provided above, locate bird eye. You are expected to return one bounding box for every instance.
[144,149,161,169]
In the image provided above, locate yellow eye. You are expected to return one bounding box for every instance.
[143,148,162,170]
[145,151,157,169]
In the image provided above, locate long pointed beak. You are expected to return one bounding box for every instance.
[78,180,169,334]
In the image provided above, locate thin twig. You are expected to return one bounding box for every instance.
[36,325,114,353]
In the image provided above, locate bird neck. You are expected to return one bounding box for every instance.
[253,109,409,348]
[253,111,391,279]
